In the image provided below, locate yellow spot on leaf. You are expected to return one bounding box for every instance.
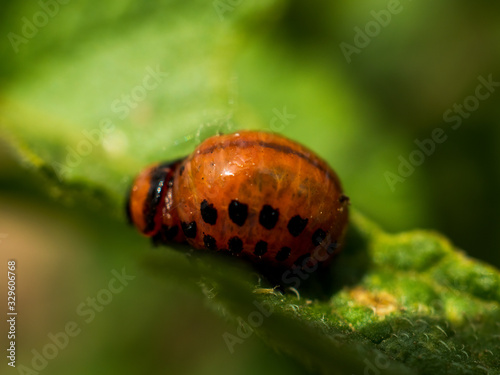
[349,287,399,317]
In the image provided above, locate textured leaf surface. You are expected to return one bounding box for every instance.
[144,209,500,375]
[1,1,499,374]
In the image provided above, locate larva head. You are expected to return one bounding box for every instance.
[126,160,181,237]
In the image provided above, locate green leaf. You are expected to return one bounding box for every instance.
[2,1,500,374]
[142,209,500,375]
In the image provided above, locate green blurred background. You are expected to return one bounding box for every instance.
[1,0,499,374]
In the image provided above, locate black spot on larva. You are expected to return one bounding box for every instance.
[181,221,197,238]
[287,215,308,237]
[312,229,326,246]
[293,253,312,267]
[165,225,179,241]
[228,200,248,226]
[140,159,183,234]
[276,247,291,261]
[179,165,185,176]
[339,194,349,204]
[228,236,243,254]
[143,167,168,233]
[200,199,218,225]
[259,205,279,230]
[254,241,268,256]
[203,234,217,250]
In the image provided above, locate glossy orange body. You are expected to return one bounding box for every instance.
[127,131,348,271]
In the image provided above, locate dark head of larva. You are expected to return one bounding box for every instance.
[127,160,181,237]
